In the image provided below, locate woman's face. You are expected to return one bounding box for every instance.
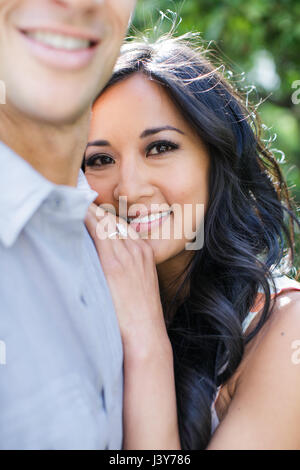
[85,73,210,266]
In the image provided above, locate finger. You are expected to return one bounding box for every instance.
[85,206,98,238]
[87,202,98,215]
[86,204,142,265]
[92,203,107,219]
[95,211,121,242]
[123,237,155,268]
[116,218,140,241]
[92,203,140,241]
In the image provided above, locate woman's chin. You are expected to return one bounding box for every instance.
[141,238,180,266]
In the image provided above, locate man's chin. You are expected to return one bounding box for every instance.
[7,92,92,128]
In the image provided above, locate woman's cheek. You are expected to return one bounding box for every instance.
[85,174,108,205]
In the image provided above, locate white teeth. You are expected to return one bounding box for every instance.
[26,31,91,50]
[129,211,171,224]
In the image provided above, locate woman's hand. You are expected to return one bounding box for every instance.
[85,203,181,449]
[85,203,171,356]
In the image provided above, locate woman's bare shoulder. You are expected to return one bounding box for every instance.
[216,288,300,412]
[237,288,300,379]
[208,289,300,449]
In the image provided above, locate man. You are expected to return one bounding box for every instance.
[0,0,136,450]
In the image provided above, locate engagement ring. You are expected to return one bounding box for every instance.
[108,231,119,239]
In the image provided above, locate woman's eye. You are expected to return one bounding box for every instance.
[85,154,115,168]
[146,141,179,157]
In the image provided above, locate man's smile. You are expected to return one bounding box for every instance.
[17,25,101,70]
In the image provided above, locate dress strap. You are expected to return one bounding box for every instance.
[243,274,300,334]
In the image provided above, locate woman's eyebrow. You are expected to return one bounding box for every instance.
[86,140,111,148]
[140,126,185,138]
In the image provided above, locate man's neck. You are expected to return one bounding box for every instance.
[0,105,91,187]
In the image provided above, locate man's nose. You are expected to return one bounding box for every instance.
[113,160,154,204]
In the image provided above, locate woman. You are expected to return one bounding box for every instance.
[83,33,300,450]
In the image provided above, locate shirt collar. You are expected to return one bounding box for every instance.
[0,141,98,247]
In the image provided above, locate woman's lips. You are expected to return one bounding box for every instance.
[18,29,100,71]
[129,211,173,234]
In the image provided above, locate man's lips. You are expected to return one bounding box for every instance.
[17,27,101,70]
[18,24,101,43]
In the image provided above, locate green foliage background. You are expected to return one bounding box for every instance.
[131,0,300,273]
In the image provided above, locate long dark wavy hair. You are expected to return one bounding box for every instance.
[85,32,300,449]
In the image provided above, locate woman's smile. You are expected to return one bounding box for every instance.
[128,210,173,234]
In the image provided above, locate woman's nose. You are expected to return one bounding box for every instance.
[113,159,154,204]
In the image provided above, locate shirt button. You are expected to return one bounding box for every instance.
[80,294,87,306]
[101,386,107,412]
[46,196,62,210]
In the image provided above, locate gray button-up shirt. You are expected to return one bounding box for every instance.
[0,142,123,450]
